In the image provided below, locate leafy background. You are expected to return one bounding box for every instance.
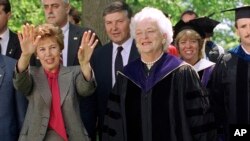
[8,0,250,50]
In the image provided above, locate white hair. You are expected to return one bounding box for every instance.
[130,7,173,48]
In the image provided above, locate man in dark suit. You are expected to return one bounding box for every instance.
[91,1,139,140]
[0,0,21,60]
[0,54,27,141]
[0,1,27,140]
[40,0,101,140]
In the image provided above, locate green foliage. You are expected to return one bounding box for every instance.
[8,0,249,50]
[8,0,82,32]
[9,0,44,32]
[126,0,249,50]
[70,0,82,12]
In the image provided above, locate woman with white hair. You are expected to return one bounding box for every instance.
[102,7,216,141]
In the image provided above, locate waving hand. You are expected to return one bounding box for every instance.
[17,24,40,72]
[78,30,98,81]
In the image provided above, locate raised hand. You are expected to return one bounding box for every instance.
[78,30,98,81]
[78,30,98,65]
[17,24,40,72]
[18,24,40,57]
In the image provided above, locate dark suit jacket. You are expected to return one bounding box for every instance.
[67,23,88,66]
[0,55,27,141]
[90,40,139,138]
[67,23,102,140]
[6,30,21,60]
[13,66,96,141]
[67,24,102,139]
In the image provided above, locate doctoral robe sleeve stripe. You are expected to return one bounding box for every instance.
[186,108,212,117]
[191,122,216,134]
[185,91,204,99]
[185,90,210,113]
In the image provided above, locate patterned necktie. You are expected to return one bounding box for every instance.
[115,46,123,78]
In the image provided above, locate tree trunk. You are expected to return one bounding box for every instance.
[82,0,124,44]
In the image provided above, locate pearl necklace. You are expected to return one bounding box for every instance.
[141,52,164,69]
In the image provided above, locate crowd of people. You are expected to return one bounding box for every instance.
[1,0,250,141]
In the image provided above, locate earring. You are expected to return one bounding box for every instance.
[162,39,166,44]
[36,56,39,60]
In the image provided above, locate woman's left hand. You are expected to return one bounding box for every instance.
[78,30,98,66]
[78,30,98,81]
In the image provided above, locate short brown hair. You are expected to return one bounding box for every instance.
[180,10,198,20]
[103,1,132,19]
[34,24,64,51]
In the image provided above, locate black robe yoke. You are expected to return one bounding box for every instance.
[103,54,216,141]
[208,47,250,140]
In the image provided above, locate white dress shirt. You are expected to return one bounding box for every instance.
[241,45,250,55]
[61,22,69,66]
[0,28,10,55]
[112,37,133,86]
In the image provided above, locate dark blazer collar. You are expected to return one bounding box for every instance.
[6,30,21,59]
[0,55,5,68]
[128,40,139,62]
[102,42,114,89]
[98,40,139,89]
[67,23,83,66]
[0,55,5,85]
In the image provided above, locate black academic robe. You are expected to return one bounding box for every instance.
[103,53,216,141]
[208,45,250,141]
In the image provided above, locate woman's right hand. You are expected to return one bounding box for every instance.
[17,24,41,72]
[17,24,40,57]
